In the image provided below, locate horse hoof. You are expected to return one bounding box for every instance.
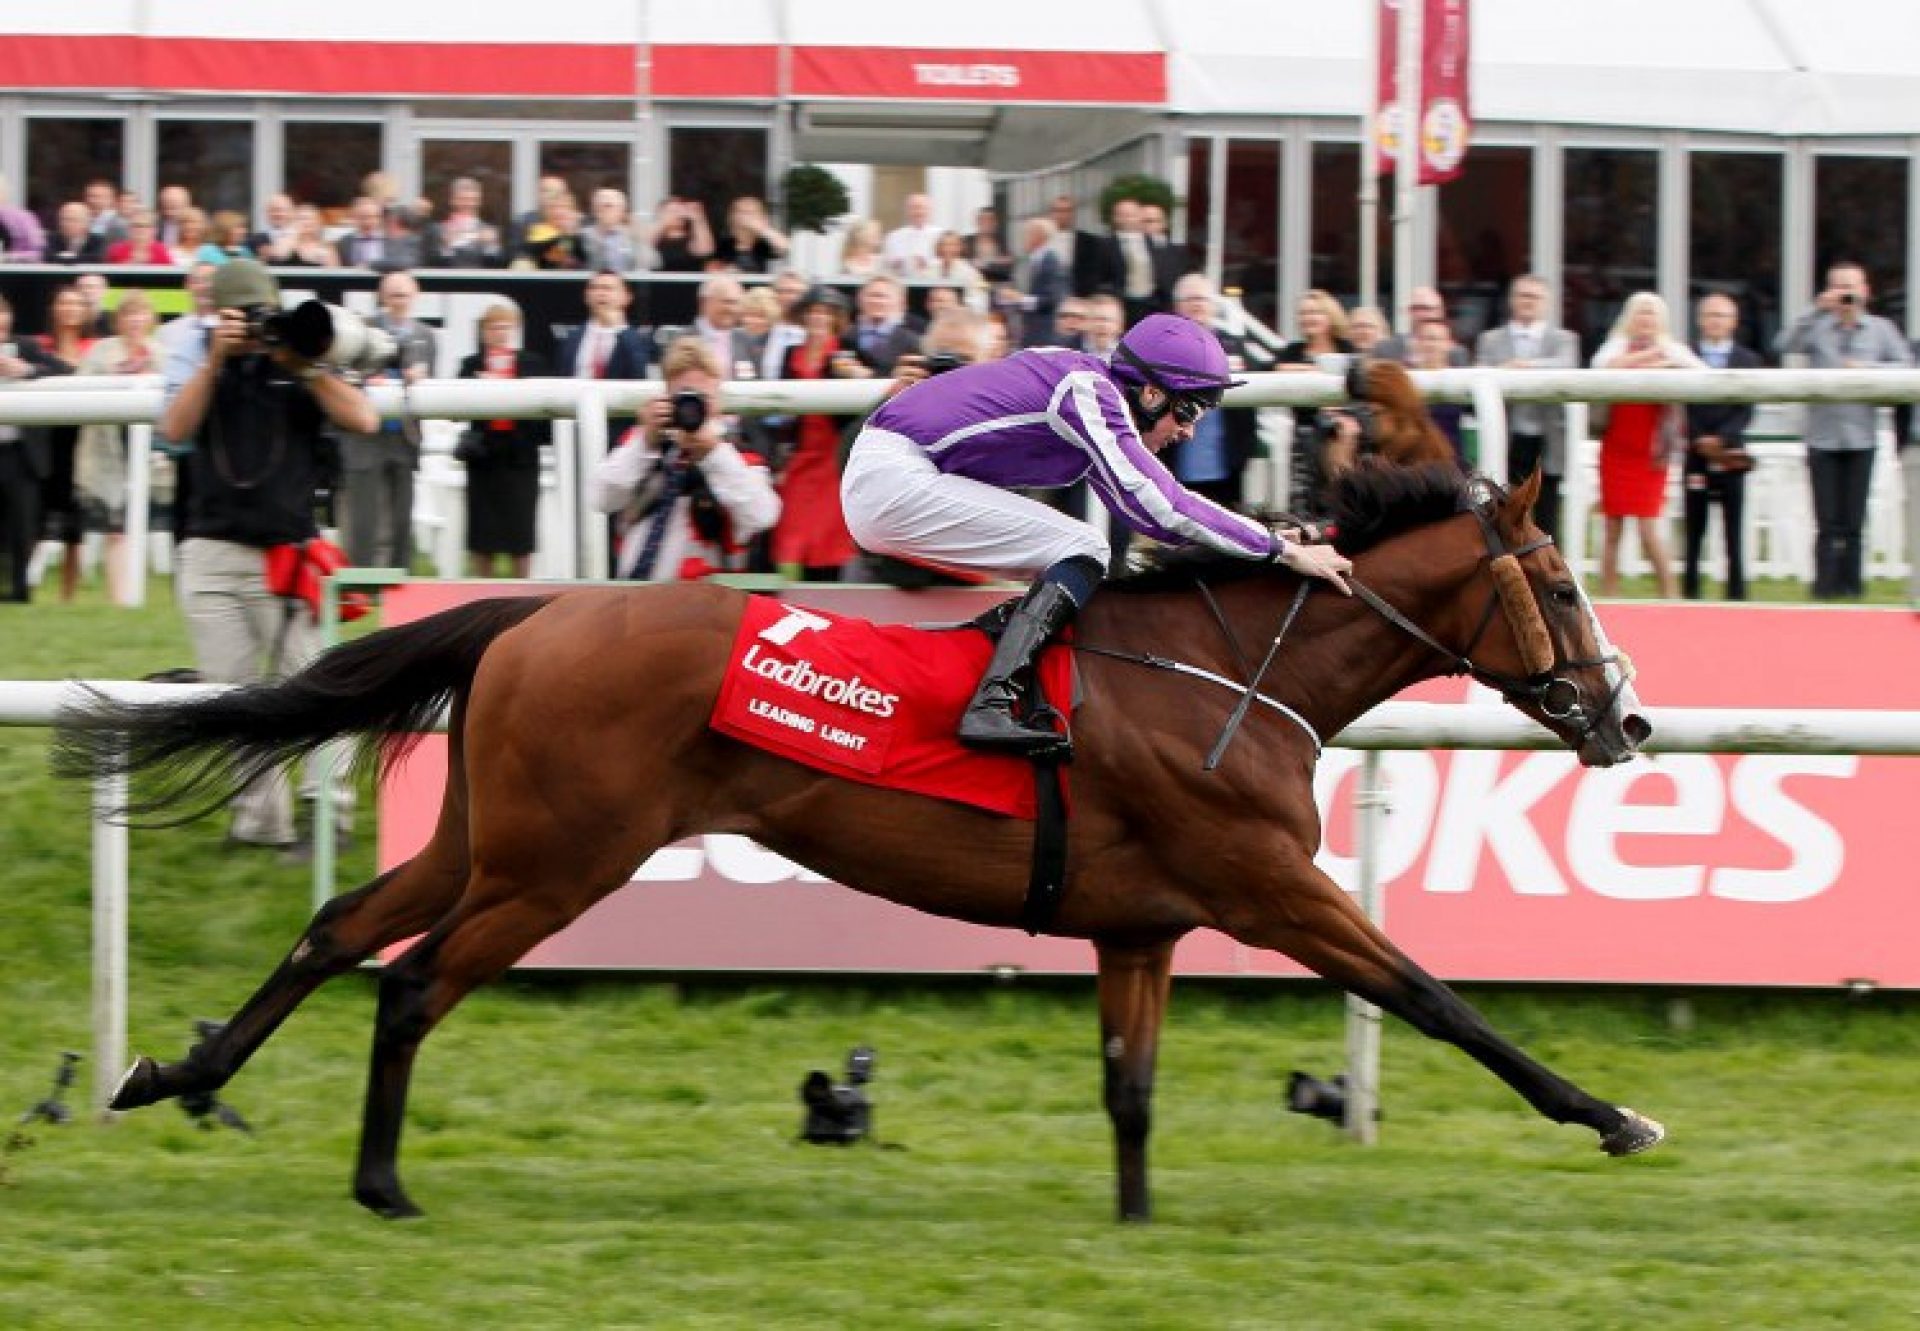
[355,1182,425,1220]
[1600,1107,1666,1157]
[109,1056,163,1111]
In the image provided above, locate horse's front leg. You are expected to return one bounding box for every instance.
[1216,846,1663,1156]
[1094,940,1175,1222]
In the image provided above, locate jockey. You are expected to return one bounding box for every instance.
[842,312,1353,757]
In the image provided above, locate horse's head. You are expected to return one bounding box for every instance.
[1468,470,1651,767]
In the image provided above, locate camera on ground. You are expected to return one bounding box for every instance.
[799,1045,876,1145]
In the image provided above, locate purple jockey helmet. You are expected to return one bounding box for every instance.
[1109,313,1244,401]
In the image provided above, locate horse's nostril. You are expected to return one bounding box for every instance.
[1621,712,1653,748]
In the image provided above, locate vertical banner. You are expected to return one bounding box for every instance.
[1371,0,1401,178]
[1374,0,1471,185]
[1418,0,1472,185]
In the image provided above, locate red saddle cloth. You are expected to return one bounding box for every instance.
[710,595,1072,820]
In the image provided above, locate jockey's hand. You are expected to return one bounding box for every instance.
[1274,537,1353,595]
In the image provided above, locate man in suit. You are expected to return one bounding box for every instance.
[340,270,439,571]
[155,184,192,249]
[83,178,129,248]
[1016,217,1069,348]
[691,274,752,378]
[1140,202,1191,305]
[849,276,921,375]
[1379,286,1470,366]
[1105,198,1165,325]
[1164,273,1263,510]
[1051,194,1118,301]
[557,270,651,440]
[1684,293,1763,600]
[335,196,390,269]
[1474,274,1581,540]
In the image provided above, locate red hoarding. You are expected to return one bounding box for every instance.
[376,582,1920,987]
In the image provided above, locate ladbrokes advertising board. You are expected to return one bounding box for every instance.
[377,582,1920,987]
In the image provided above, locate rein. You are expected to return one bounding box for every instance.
[1347,500,1631,748]
[1071,489,1634,765]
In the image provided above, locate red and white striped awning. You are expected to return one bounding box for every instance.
[2,0,1166,107]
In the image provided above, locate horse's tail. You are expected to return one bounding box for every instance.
[52,595,552,825]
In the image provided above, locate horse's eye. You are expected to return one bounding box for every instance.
[1550,584,1578,608]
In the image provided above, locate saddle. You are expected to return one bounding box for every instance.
[709,595,1073,932]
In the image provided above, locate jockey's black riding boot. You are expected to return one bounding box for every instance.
[959,559,1098,758]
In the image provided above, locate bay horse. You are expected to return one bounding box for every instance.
[56,462,1663,1222]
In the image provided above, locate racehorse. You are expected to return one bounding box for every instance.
[56,461,1663,1222]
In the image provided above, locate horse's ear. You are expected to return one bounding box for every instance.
[1498,467,1544,541]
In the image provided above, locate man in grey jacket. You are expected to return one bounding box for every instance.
[1775,261,1912,599]
[1476,274,1580,541]
[340,269,437,571]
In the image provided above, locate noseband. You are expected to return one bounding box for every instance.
[1345,496,1630,748]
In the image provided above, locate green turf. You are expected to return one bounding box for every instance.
[3,580,1919,1329]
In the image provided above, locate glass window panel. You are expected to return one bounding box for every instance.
[667,128,767,227]
[1436,146,1531,344]
[156,120,255,217]
[284,122,383,212]
[1562,147,1658,357]
[1815,155,1908,331]
[539,141,630,213]
[1222,139,1281,330]
[1309,143,1394,318]
[24,118,124,228]
[1184,137,1211,271]
[1689,151,1782,359]
[421,140,513,230]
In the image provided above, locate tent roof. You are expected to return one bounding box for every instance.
[9,1,1920,138]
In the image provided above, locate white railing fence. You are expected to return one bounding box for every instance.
[3,369,1917,600]
[8,677,1920,1120]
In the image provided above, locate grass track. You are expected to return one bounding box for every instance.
[2,583,1918,1328]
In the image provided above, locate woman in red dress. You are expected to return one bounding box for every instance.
[1590,292,1702,599]
[771,288,858,580]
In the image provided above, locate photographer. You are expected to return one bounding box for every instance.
[1776,261,1913,599]
[161,260,377,852]
[591,338,780,581]
[1289,360,1456,522]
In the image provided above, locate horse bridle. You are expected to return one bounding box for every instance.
[1344,496,1632,747]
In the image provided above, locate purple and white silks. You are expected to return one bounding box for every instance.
[864,349,1277,560]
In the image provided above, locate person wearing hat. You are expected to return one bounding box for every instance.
[841,312,1354,758]
[160,259,378,854]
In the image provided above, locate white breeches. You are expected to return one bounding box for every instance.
[840,429,1109,579]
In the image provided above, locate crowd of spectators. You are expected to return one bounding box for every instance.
[5,173,1918,609]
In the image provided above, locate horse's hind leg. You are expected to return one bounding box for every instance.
[352,860,640,1219]
[112,714,480,1115]
[110,848,471,1112]
[1220,849,1663,1155]
[1095,940,1175,1223]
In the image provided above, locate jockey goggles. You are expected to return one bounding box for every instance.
[1111,340,1242,427]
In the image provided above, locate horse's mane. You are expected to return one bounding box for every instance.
[1108,459,1473,594]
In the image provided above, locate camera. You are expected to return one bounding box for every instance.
[922,351,967,376]
[668,388,709,435]
[245,300,398,373]
[1311,402,1378,450]
[1838,291,1859,307]
[799,1045,876,1145]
